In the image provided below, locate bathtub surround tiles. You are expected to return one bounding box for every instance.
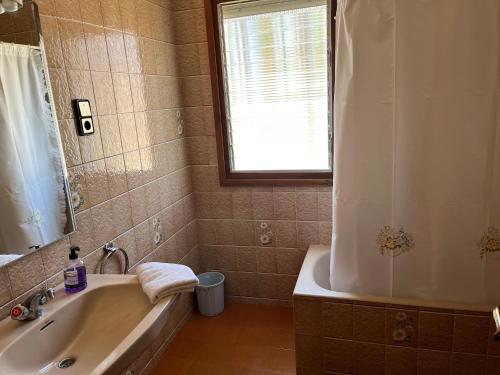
[294,296,500,375]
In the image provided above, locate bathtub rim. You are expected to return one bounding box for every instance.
[294,245,495,314]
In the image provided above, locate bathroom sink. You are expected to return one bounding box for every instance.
[0,274,176,375]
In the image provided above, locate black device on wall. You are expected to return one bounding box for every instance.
[72,99,95,136]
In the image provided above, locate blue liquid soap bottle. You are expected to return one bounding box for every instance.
[64,246,87,293]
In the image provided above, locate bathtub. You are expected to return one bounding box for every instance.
[293,245,499,375]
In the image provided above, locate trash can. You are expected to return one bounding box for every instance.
[195,272,225,316]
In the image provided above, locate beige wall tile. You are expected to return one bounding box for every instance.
[294,299,322,336]
[40,237,70,277]
[252,192,274,220]
[84,159,110,206]
[232,192,253,220]
[79,0,102,25]
[117,113,139,152]
[7,252,46,297]
[353,305,386,344]
[386,346,417,375]
[235,247,257,272]
[40,16,63,69]
[296,192,318,221]
[238,272,259,298]
[323,302,353,339]
[91,71,117,115]
[275,221,297,248]
[417,349,451,375]
[124,150,143,189]
[54,0,81,21]
[256,247,277,273]
[36,0,57,16]
[323,338,353,373]
[130,186,148,226]
[0,268,13,307]
[90,200,116,246]
[105,155,128,197]
[274,192,296,220]
[105,29,128,72]
[58,19,88,70]
[276,248,305,275]
[124,35,142,74]
[119,0,138,35]
[134,220,153,263]
[256,274,280,300]
[99,114,122,157]
[353,342,385,375]
[297,221,319,249]
[129,74,147,111]
[418,312,454,351]
[111,193,133,235]
[452,353,486,375]
[100,0,122,30]
[453,315,490,354]
[83,24,109,71]
[112,72,133,114]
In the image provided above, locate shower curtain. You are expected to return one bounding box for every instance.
[0,43,66,253]
[331,0,500,304]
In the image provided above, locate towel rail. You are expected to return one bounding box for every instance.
[100,242,129,275]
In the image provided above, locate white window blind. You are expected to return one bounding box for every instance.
[219,0,331,172]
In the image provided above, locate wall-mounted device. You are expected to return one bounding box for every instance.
[72,99,94,136]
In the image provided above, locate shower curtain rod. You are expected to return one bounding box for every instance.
[0,42,40,50]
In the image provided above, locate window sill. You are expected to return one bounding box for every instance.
[219,171,333,187]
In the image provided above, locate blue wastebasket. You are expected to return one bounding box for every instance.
[195,272,225,316]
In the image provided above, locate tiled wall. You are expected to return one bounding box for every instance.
[0,0,201,372]
[175,1,334,305]
[294,296,500,375]
[0,3,38,45]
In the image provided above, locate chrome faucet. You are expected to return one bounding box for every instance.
[10,288,55,321]
[494,306,500,341]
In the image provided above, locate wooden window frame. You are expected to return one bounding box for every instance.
[205,0,336,186]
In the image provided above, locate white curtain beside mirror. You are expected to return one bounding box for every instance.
[0,43,67,254]
[0,0,23,14]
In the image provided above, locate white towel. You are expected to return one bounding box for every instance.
[136,262,199,304]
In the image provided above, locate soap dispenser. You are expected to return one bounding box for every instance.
[64,246,87,293]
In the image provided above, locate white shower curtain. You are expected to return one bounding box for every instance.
[331,0,500,304]
[0,43,66,253]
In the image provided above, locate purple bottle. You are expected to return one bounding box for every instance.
[64,246,87,293]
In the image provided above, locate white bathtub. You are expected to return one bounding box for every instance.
[294,245,494,313]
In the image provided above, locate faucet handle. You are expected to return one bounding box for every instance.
[10,304,29,321]
[46,288,55,300]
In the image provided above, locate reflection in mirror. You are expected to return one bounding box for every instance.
[0,1,76,267]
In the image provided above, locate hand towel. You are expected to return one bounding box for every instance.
[136,262,199,304]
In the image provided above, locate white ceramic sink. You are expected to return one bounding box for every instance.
[0,274,175,375]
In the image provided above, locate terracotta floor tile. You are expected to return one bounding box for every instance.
[260,348,296,373]
[153,303,295,375]
[152,357,193,375]
[163,338,204,361]
[186,362,237,375]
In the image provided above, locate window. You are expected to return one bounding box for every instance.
[206,0,334,185]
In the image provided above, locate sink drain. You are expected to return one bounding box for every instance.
[57,357,76,369]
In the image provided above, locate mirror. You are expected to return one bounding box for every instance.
[0,2,76,267]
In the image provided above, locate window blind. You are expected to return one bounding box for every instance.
[219,0,330,172]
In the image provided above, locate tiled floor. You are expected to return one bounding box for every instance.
[152,303,296,375]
